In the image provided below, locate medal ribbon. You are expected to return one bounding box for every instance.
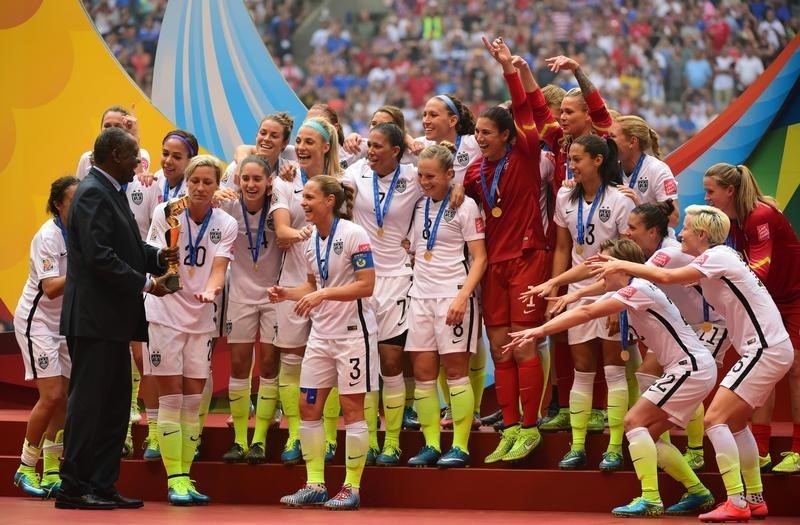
[315,216,340,284]
[619,311,629,350]
[184,207,213,267]
[54,216,67,245]
[163,178,184,203]
[625,154,646,189]
[373,164,402,231]
[300,167,308,186]
[240,198,268,267]
[576,185,605,247]
[424,188,451,254]
[479,146,510,211]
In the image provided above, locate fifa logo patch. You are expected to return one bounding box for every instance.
[209,228,222,244]
[41,256,55,272]
[598,207,611,222]
[395,178,407,193]
[150,350,161,367]
[637,178,649,193]
[131,190,144,205]
[37,354,49,370]
[333,239,344,255]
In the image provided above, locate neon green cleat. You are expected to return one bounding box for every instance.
[501,426,541,462]
[539,408,570,432]
[587,409,605,433]
[683,446,704,471]
[759,453,772,472]
[484,425,519,464]
[772,451,800,474]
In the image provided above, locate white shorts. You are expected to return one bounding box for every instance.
[300,333,379,395]
[642,365,716,428]
[567,299,618,345]
[691,321,731,367]
[144,323,214,379]
[405,297,479,355]
[225,300,277,344]
[372,275,412,341]
[274,300,311,349]
[721,338,794,409]
[15,331,70,381]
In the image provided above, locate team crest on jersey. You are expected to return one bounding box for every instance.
[209,228,222,244]
[267,215,275,231]
[333,238,344,255]
[637,178,649,193]
[618,286,637,299]
[150,350,161,367]
[41,256,55,272]
[131,190,144,205]
[395,178,407,193]
[340,160,349,169]
[443,208,456,222]
[226,320,233,335]
[37,354,49,370]
[598,207,611,222]
[456,150,469,166]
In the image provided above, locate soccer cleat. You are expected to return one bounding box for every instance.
[13,465,48,498]
[143,438,161,460]
[599,451,624,471]
[559,449,587,469]
[193,436,202,461]
[280,484,328,507]
[408,445,441,467]
[376,444,401,466]
[611,497,664,517]
[186,479,210,505]
[437,446,470,468]
[683,446,705,471]
[440,406,453,429]
[539,407,571,432]
[365,447,379,466]
[484,425,520,464]
[759,453,772,473]
[587,409,605,433]
[665,490,715,515]
[222,443,247,463]
[402,407,420,430]
[480,409,503,427]
[246,442,266,464]
[167,477,194,506]
[698,500,751,522]
[130,404,142,424]
[748,500,768,520]
[122,435,134,458]
[324,484,360,510]
[40,471,61,497]
[325,442,337,463]
[472,412,482,429]
[501,426,541,462]
[772,451,800,474]
[271,406,283,429]
[281,439,302,465]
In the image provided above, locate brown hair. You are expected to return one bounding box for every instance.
[599,238,646,264]
[311,175,354,220]
[703,163,777,220]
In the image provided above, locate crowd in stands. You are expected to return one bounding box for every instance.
[85,0,797,155]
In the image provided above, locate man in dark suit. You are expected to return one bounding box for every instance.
[58,127,178,510]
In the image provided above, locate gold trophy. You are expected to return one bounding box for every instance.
[162,195,190,292]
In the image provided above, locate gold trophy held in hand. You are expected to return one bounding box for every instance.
[162,195,190,292]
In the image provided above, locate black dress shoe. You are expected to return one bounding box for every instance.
[54,492,118,510]
[96,491,144,509]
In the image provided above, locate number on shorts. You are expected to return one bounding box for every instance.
[698,326,720,346]
[731,359,745,374]
[453,324,464,338]
[396,297,408,326]
[207,338,213,361]
[654,373,676,393]
[349,357,361,380]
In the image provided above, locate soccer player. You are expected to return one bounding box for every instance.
[405,142,487,467]
[12,176,79,498]
[592,205,793,521]
[75,105,151,179]
[221,113,296,191]
[507,238,715,518]
[143,155,237,505]
[271,175,378,510]
[704,162,800,474]
[417,94,480,183]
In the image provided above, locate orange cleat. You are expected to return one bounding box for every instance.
[698,500,751,523]
[748,500,768,520]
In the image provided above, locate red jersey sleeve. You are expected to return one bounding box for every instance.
[527,88,562,152]
[504,71,540,159]
[584,89,613,136]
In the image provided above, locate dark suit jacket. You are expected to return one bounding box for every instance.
[60,168,164,342]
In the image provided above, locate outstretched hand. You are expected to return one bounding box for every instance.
[195,287,221,303]
[482,36,513,66]
[545,55,580,73]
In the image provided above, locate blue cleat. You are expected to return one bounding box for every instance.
[665,490,715,515]
[40,471,61,498]
[558,449,587,469]
[376,445,401,466]
[143,438,161,461]
[167,477,194,506]
[612,497,664,517]
[402,406,420,430]
[186,479,210,505]
[599,451,624,471]
[408,445,441,467]
[281,439,302,465]
[324,442,337,463]
[13,466,47,498]
[365,447,380,466]
[324,484,360,510]
[437,446,470,468]
[281,484,328,507]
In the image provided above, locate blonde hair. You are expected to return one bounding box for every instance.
[615,115,663,159]
[541,84,566,110]
[301,117,343,177]
[310,174,354,220]
[419,140,456,171]
[184,154,223,184]
[684,204,731,246]
[703,163,778,220]
[599,238,646,264]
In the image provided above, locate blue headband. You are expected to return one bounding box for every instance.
[301,120,331,143]
[436,95,460,120]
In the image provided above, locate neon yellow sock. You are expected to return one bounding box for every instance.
[198,373,213,431]
[470,339,487,414]
[300,419,325,485]
[624,345,641,408]
[627,427,661,503]
[382,374,405,449]
[323,388,340,446]
[146,409,159,443]
[180,394,202,473]
[279,355,301,441]
[344,421,368,489]
[448,378,474,452]
[228,377,251,448]
[686,404,705,449]
[130,353,141,408]
[706,424,744,496]
[733,427,763,494]
[605,365,628,452]
[364,391,379,450]
[157,394,182,477]
[252,377,278,445]
[415,380,441,451]
[404,377,415,408]
[42,430,63,476]
[438,366,450,407]
[570,371,593,450]
[655,439,706,494]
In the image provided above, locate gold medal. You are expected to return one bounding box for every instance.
[491,206,502,218]
[254,263,259,271]
[576,244,584,255]
[423,251,433,261]
[376,227,384,238]
[620,349,630,362]
[188,266,196,278]
[702,322,712,332]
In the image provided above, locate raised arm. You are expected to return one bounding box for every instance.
[546,55,613,134]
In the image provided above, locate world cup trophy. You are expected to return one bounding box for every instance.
[162,195,190,292]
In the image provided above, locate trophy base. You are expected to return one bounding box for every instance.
[164,273,181,292]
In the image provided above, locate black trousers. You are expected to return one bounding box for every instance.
[60,336,131,496]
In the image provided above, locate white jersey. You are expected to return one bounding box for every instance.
[221,153,291,191]
[268,171,309,287]
[610,278,715,372]
[76,148,151,180]
[145,204,237,333]
[14,220,67,336]
[303,219,377,338]
[343,160,421,277]
[540,149,556,236]
[415,134,481,184]
[689,245,789,353]
[554,185,635,291]
[646,237,722,325]
[408,196,485,299]
[218,198,282,304]
[621,154,678,204]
